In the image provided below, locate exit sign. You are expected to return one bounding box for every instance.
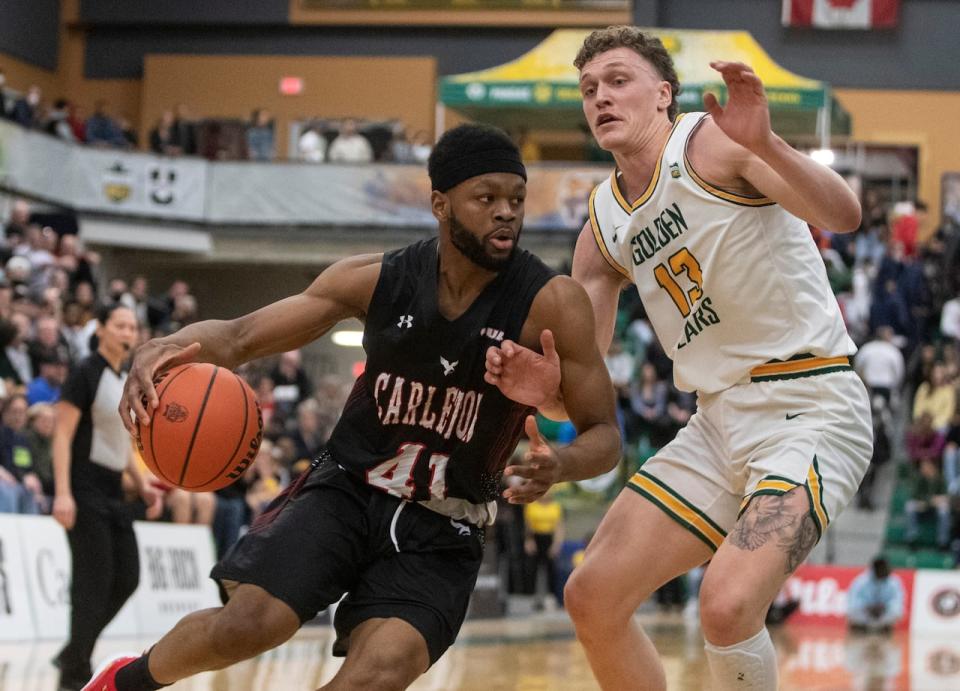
[279,77,304,95]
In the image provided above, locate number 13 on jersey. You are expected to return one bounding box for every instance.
[653,247,704,316]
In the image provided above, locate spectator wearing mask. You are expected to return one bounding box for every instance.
[847,557,905,633]
[327,118,373,163]
[853,326,905,406]
[246,108,275,161]
[52,304,161,690]
[0,394,42,514]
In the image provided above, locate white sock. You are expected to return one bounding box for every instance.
[703,628,778,691]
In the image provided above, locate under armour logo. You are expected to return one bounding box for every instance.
[450,519,471,536]
[397,315,413,328]
[440,357,458,376]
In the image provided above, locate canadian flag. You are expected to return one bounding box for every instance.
[782,0,900,29]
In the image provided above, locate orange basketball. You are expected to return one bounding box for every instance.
[137,363,263,492]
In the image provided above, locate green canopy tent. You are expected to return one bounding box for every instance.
[438,28,850,145]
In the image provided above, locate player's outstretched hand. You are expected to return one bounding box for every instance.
[484,330,560,409]
[120,341,202,434]
[704,61,773,154]
[503,415,561,504]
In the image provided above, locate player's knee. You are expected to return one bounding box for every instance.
[565,565,617,628]
[699,584,758,644]
[340,648,423,690]
[209,597,298,662]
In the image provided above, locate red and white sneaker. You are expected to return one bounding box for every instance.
[81,654,139,691]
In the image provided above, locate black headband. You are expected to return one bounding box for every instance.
[430,148,527,193]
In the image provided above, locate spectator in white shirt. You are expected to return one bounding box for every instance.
[297,125,326,163]
[941,294,960,342]
[854,326,904,406]
[327,119,373,163]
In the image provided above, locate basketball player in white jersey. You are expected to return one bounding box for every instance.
[485,26,872,690]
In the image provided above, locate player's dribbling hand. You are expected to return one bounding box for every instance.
[484,330,560,409]
[120,341,202,434]
[704,61,773,154]
[503,415,561,504]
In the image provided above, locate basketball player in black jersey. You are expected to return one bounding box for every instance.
[89,124,620,691]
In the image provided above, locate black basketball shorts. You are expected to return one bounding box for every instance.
[210,454,484,664]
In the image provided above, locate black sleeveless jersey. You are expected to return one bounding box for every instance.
[327,238,556,505]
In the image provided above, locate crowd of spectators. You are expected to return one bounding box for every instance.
[0,71,137,150]
[0,198,352,560]
[1,69,432,165]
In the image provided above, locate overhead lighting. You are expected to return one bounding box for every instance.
[810,148,835,166]
[332,330,363,347]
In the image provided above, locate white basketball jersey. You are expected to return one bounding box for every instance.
[590,112,855,393]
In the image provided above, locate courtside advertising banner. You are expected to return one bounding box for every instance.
[784,564,914,631]
[132,521,220,635]
[909,634,960,690]
[15,514,73,639]
[0,515,217,640]
[14,514,139,639]
[0,516,35,641]
[909,570,960,634]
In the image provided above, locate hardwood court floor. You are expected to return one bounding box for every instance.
[1,610,954,690]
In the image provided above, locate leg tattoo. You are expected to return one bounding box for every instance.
[781,513,818,573]
[729,493,819,574]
